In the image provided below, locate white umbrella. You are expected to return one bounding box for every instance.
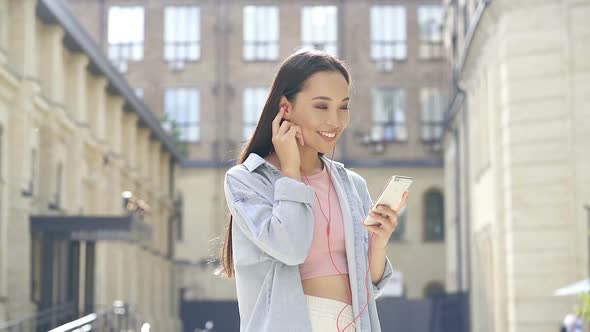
[554,279,590,296]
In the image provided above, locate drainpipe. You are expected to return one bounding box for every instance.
[443,0,492,294]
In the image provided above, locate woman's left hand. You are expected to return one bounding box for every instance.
[363,191,410,250]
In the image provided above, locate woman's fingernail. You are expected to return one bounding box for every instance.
[377,206,385,211]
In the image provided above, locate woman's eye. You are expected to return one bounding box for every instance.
[340,105,350,110]
[314,105,329,110]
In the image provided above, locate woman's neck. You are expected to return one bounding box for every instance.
[266,146,324,176]
[298,145,324,176]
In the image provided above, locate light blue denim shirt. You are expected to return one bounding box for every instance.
[224,152,394,332]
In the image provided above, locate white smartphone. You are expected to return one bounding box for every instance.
[363,175,413,226]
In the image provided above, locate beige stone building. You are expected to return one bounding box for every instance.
[442,0,590,331]
[64,0,451,327]
[0,0,182,330]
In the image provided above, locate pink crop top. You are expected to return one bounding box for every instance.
[298,164,349,280]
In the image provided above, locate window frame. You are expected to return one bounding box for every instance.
[423,189,445,242]
[301,6,338,56]
[371,88,408,143]
[107,5,145,71]
[243,6,279,62]
[417,5,445,60]
[370,5,407,62]
[389,208,408,242]
[164,5,201,67]
[420,87,445,143]
[163,87,201,143]
[242,87,268,140]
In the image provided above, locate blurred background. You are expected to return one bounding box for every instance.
[0,0,588,331]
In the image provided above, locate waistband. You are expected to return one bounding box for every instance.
[305,294,353,318]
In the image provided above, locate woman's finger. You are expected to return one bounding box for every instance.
[377,213,397,232]
[371,208,398,230]
[397,191,409,210]
[272,107,285,136]
[277,120,292,136]
[368,211,388,226]
[364,223,387,236]
[287,126,302,144]
[296,131,304,146]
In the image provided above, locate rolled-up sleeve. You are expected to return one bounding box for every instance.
[372,256,394,299]
[224,173,316,266]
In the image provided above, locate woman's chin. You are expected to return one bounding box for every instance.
[317,143,338,154]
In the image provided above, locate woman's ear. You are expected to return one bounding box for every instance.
[279,97,292,120]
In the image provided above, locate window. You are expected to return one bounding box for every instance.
[108,6,144,72]
[164,6,200,68]
[424,190,444,241]
[389,209,407,241]
[420,88,445,142]
[371,6,406,63]
[302,6,338,55]
[418,6,444,59]
[164,88,200,142]
[372,88,407,142]
[243,6,279,61]
[243,88,267,140]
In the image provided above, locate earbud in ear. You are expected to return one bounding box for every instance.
[284,105,289,113]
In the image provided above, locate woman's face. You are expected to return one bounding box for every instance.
[283,71,350,154]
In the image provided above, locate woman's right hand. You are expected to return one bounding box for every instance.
[272,106,304,180]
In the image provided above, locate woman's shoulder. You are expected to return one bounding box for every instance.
[225,159,277,191]
[343,167,368,187]
[320,155,368,188]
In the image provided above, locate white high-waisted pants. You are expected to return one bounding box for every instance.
[305,294,357,332]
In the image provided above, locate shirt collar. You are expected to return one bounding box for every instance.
[243,152,344,173]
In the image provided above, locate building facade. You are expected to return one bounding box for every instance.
[64,0,451,320]
[0,0,182,330]
[442,0,590,331]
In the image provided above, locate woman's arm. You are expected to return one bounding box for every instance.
[348,171,396,299]
[370,247,387,285]
[224,171,315,266]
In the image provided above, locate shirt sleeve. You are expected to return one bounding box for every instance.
[371,256,394,299]
[224,172,316,266]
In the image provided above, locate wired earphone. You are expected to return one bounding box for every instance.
[285,104,376,332]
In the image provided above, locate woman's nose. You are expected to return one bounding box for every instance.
[326,109,340,126]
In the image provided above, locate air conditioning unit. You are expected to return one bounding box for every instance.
[372,142,384,154]
[116,61,128,73]
[169,60,186,71]
[312,42,326,51]
[429,141,443,153]
[376,60,394,73]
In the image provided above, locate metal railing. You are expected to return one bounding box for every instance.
[48,302,145,332]
[0,301,146,332]
[0,302,75,332]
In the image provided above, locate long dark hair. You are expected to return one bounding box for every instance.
[217,48,351,278]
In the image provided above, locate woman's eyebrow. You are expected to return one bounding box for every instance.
[312,96,350,102]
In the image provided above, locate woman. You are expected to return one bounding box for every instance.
[219,49,409,332]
